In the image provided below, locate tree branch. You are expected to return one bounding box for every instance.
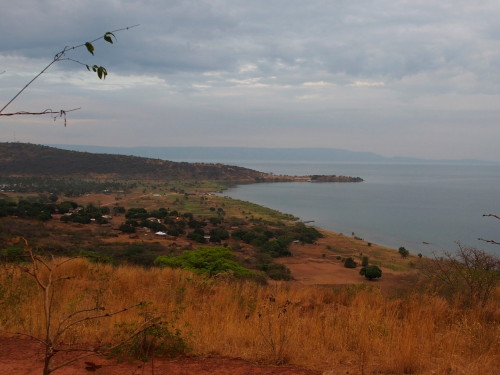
[0,24,139,117]
[49,317,156,374]
[479,214,500,245]
[483,214,500,220]
[478,238,500,246]
[0,108,80,116]
[54,303,145,343]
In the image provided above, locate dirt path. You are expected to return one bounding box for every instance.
[0,336,324,375]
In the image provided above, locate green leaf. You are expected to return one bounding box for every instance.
[85,64,90,71]
[96,66,107,80]
[104,32,116,44]
[85,42,94,55]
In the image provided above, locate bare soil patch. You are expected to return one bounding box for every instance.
[0,336,323,375]
[278,231,417,293]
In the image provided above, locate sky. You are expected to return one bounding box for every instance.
[1,0,500,161]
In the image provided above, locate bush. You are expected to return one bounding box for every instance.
[37,212,52,222]
[208,216,222,225]
[57,201,77,214]
[421,244,500,306]
[344,257,357,268]
[167,227,183,237]
[187,229,206,243]
[261,238,292,257]
[209,228,229,243]
[125,207,149,220]
[398,247,410,258]
[111,314,189,361]
[265,263,293,281]
[360,265,382,280]
[119,223,136,233]
[154,246,254,278]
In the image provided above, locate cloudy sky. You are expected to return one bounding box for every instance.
[1,0,500,161]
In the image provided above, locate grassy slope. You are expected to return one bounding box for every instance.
[1,259,498,374]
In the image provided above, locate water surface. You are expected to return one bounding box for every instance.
[218,161,500,256]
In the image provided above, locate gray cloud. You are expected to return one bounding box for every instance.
[1,0,500,160]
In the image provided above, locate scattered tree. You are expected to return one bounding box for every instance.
[360,265,382,280]
[398,246,410,258]
[344,257,357,268]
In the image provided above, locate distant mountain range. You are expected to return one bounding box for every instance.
[0,143,266,180]
[48,144,498,165]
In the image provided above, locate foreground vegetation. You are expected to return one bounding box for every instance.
[0,152,498,374]
[0,256,498,374]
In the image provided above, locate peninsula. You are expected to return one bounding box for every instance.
[0,142,363,183]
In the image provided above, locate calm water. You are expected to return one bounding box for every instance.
[216,161,500,256]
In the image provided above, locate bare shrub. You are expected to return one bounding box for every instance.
[421,243,500,306]
[257,296,293,364]
[3,237,157,375]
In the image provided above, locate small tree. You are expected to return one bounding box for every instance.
[360,265,382,280]
[398,247,410,258]
[344,257,357,268]
[5,237,153,375]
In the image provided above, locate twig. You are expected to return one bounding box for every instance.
[0,108,80,116]
[48,319,156,374]
[479,214,500,245]
[483,214,500,220]
[478,238,500,245]
[0,24,139,116]
[54,303,144,342]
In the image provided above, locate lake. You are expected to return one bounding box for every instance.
[214,161,500,256]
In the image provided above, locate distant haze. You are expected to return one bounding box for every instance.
[48,145,498,165]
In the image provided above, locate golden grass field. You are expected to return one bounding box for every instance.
[1,257,498,375]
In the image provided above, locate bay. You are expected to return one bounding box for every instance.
[216,161,500,256]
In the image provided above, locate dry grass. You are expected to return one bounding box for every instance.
[1,259,499,374]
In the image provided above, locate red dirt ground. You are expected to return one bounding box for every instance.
[0,336,326,375]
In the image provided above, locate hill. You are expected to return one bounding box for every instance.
[0,143,267,180]
[0,143,364,182]
[48,144,499,164]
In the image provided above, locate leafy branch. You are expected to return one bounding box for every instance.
[0,25,139,122]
